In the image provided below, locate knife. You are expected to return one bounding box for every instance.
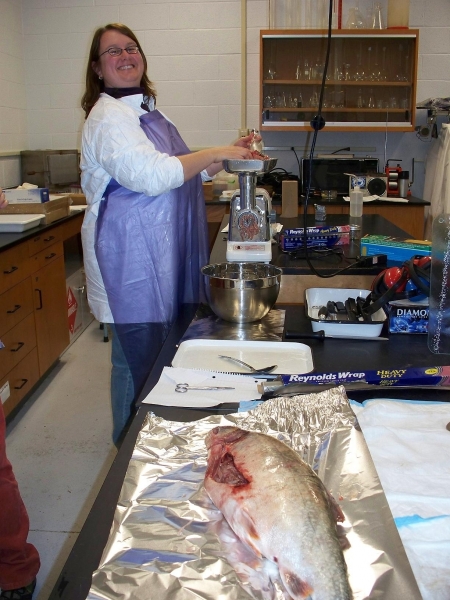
[284,329,389,341]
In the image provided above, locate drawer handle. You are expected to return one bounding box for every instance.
[3,266,18,275]
[35,288,43,310]
[10,342,25,352]
[14,378,28,390]
[45,252,57,260]
[7,304,22,314]
[43,235,56,242]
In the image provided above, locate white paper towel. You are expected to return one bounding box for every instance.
[350,398,450,600]
[141,367,262,407]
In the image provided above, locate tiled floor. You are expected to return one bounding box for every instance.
[5,321,117,599]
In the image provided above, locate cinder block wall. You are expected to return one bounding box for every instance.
[0,0,449,198]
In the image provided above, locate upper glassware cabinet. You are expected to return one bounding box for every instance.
[260,29,419,132]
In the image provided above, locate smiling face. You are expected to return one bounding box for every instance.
[93,29,144,89]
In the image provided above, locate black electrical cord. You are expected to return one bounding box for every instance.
[301,0,367,279]
[332,146,351,154]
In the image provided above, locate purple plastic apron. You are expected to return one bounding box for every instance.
[95,109,209,397]
[95,109,208,324]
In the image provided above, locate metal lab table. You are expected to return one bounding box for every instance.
[48,303,450,600]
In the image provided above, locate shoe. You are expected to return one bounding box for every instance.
[0,580,36,600]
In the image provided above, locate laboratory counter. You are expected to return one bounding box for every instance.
[49,302,449,600]
[204,191,429,240]
[210,213,414,303]
[0,210,84,253]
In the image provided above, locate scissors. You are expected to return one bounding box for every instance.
[175,383,235,393]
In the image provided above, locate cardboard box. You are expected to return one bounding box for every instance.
[67,193,87,205]
[360,235,432,263]
[1,195,71,224]
[386,298,429,334]
[4,188,49,204]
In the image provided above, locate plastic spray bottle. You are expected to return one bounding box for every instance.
[349,184,363,217]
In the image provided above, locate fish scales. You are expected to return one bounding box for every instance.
[205,426,352,600]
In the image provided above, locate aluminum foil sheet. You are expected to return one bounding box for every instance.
[88,387,421,600]
[179,304,285,342]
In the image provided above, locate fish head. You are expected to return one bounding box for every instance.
[205,427,251,487]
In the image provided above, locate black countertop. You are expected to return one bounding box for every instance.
[0,211,83,252]
[205,194,430,208]
[211,213,411,275]
[296,194,429,207]
[49,302,450,600]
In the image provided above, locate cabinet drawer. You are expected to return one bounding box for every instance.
[30,240,64,272]
[0,243,32,295]
[60,213,83,240]
[0,278,34,337]
[0,348,40,417]
[0,312,37,381]
[27,228,62,256]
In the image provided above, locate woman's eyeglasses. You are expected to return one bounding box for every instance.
[99,45,140,58]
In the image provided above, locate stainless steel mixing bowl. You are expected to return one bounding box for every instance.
[201,262,282,323]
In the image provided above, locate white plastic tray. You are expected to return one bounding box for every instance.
[172,339,314,375]
[305,287,386,338]
[0,214,45,232]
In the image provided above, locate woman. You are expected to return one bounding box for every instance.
[81,23,254,444]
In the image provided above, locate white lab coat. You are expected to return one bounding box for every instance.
[80,94,208,323]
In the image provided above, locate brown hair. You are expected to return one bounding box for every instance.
[81,23,157,118]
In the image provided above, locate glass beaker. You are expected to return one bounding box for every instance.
[381,45,388,81]
[354,43,365,81]
[346,5,365,28]
[370,2,384,28]
[335,89,345,108]
[309,89,319,107]
[356,88,364,108]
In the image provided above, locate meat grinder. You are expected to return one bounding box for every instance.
[223,158,277,262]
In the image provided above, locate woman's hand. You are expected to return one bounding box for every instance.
[210,145,253,164]
[203,145,254,177]
[0,188,8,209]
[233,132,262,149]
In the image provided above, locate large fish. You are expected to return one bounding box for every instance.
[204,426,352,600]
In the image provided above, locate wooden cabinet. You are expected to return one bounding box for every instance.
[260,29,419,132]
[0,349,40,417]
[0,216,80,416]
[0,260,38,415]
[0,243,32,294]
[32,249,69,376]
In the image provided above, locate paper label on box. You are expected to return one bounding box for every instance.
[4,188,50,203]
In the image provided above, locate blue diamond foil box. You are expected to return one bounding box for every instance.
[386,298,429,334]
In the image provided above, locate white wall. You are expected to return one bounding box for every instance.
[0,0,449,199]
